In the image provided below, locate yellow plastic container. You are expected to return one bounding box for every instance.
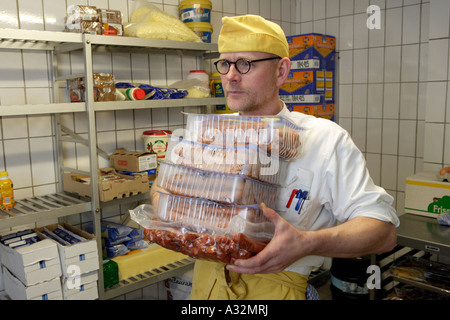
[185,22,213,43]
[179,0,212,23]
[0,171,15,210]
[210,72,233,114]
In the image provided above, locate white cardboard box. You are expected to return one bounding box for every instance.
[0,238,61,286]
[2,266,62,300]
[62,270,98,300]
[36,223,99,277]
[405,171,450,217]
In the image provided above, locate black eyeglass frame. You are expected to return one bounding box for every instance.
[213,57,281,75]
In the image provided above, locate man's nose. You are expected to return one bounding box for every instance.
[225,64,241,82]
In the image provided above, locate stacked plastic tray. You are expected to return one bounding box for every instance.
[130,113,303,263]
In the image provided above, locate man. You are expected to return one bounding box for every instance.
[187,15,399,300]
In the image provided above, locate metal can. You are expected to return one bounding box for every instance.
[142,130,171,160]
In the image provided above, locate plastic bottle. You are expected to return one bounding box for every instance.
[187,70,209,89]
[117,87,146,100]
[0,171,15,210]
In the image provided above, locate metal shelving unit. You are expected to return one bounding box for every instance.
[0,28,224,299]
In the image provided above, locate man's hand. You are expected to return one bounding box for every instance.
[226,203,310,274]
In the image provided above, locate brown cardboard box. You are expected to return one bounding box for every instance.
[63,168,149,202]
[110,148,157,173]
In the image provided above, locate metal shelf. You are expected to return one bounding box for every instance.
[391,275,450,297]
[104,258,194,300]
[0,192,91,229]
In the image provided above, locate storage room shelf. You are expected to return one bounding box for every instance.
[0,192,91,229]
[104,257,194,300]
[0,29,218,54]
[391,275,450,297]
[0,98,227,117]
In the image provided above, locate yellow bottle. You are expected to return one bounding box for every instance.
[0,171,15,210]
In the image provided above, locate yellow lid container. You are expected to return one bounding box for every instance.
[185,22,213,43]
[179,0,212,23]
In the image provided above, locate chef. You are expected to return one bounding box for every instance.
[187,15,400,300]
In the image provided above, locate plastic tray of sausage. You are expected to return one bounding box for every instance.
[129,192,274,264]
[183,113,303,160]
[157,161,279,207]
[165,136,287,186]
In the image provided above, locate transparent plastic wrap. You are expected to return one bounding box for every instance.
[157,161,279,207]
[129,192,274,264]
[184,113,304,160]
[115,82,188,100]
[124,1,202,42]
[165,135,287,185]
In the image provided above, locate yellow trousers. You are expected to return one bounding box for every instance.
[190,260,308,300]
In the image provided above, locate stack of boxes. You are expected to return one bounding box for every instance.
[280,33,336,121]
[0,224,99,300]
[64,5,123,36]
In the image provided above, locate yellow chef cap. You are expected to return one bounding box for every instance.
[218,15,289,58]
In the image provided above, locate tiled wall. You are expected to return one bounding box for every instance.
[293,0,435,215]
[1,0,449,299]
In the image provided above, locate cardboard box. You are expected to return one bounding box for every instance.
[287,33,336,69]
[405,171,450,217]
[36,223,99,277]
[287,103,335,120]
[280,93,322,104]
[2,267,62,300]
[63,168,150,202]
[0,238,61,286]
[62,270,98,300]
[110,148,158,172]
[280,69,326,96]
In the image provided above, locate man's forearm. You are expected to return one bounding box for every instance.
[304,216,397,258]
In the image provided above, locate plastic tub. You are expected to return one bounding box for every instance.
[179,0,212,23]
[157,161,279,206]
[165,136,287,185]
[184,113,303,160]
[185,22,213,43]
[129,194,274,264]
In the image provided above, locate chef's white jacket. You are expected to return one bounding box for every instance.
[273,105,400,275]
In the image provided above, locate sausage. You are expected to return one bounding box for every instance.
[143,228,268,264]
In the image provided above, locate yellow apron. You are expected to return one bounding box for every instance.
[190,260,308,300]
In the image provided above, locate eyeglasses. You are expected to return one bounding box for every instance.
[214,57,281,75]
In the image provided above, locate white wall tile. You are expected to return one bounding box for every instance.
[326,0,340,18]
[0,51,25,88]
[0,0,19,29]
[339,15,354,50]
[352,118,367,152]
[398,120,417,157]
[425,81,447,123]
[445,124,450,164]
[397,156,416,192]
[381,154,398,190]
[339,50,353,84]
[368,83,383,118]
[428,0,450,39]
[382,119,399,154]
[367,119,382,153]
[427,39,449,81]
[352,83,367,118]
[366,153,381,185]
[385,7,402,46]
[28,115,52,137]
[383,83,400,119]
[384,46,401,83]
[313,0,326,20]
[339,84,353,117]
[2,117,28,140]
[368,47,384,83]
[423,123,444,163]
[402,5,421,45]
[300,0,313,22]
[353,13,369,49]
[353,49,368,83]
[399,83,418,123]
[30,137,55,185]
[18,0,44,30]
[4,138,32,188]
[340,0,354,15]
[401,44,419,82]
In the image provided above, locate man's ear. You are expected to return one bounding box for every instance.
[276,57,291,87]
